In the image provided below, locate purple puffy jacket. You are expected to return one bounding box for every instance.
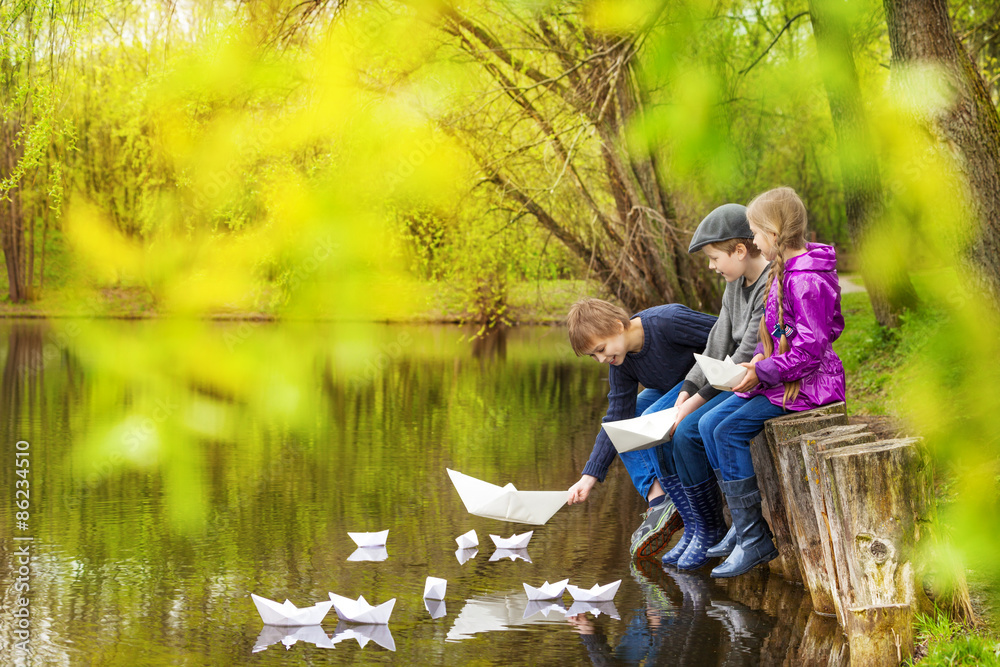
[736,243,846,411]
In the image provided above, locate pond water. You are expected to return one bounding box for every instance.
[0,319,848,665]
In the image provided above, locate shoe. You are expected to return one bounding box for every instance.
[629,496,682,559]
[676,477,729,570]
[711,475,779,578]
[706,469,736,559]
[659,475,694,566]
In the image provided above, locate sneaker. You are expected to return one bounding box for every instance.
[629,499,683,559]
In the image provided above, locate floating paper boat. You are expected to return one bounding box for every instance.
[331,621,396,651]
[455,529,479,549]
[694,353,748,391]
[425,598,447,619]
[347,546,388,562]
[252,624,336,652]
[489,547,532,563]
[566,600,621,619]
[523,600,567,619]
[250,594,334,626]
[348,530,388,548]
[328,593,396,624]
[447,469,569,525]
[423,576,447,600]
[455,547,479,565]
[523,579,569,600]
[490,531,533,550]
[566,580,622,602]
[601,408,678,453]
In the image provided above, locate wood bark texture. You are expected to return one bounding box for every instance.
[846,603,914,666]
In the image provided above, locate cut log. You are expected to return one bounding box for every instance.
[795,612,850,666]
[846,603,913,666]
[819,438,934,622]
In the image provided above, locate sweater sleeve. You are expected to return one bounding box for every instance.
[582,367,638,482]
[754,276,836,385]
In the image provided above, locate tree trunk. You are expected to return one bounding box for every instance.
[1,119,28,303]
[809,0,920,328]
[884,0,1000,301]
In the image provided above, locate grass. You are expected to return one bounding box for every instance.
[910,613,1000,666]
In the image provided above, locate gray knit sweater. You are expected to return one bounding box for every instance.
[680,268,770,401]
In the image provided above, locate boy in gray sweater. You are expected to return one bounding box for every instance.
[660,204,770,571]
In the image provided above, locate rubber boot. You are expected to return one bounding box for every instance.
[706,468,737,559]
[676,477,729,570]
[710,475,778,578]
[659,475,695,566]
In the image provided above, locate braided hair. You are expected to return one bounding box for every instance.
[747,187,808,408]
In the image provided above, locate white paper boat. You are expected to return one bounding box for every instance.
[447,469,569,525]
[566,600,621,619]
[694,353,748,391]
[455,529,479,549]
[523,579,569,600]
[348,529,388,548]
[566,580,622,602]
[423,576,447,600]
[523,600,567,619]
[252,624,336,652]
[347,546,388,562]
[601,408,679,453]
[331,621,396,651]
[455,547,479,565]
[489,547,532,563]
[489,531,533,550]
[425,598,447,619]
[328,593,396,624]
[250,594,334,626]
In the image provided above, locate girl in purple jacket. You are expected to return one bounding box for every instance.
[699,186,846,578]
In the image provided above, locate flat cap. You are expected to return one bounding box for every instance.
[688,203,752,253]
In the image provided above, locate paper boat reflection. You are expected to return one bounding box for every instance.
[489,547,532,563]
[523,600,567,619]
[331,620,396,651]
[455,547,479,564]
[446,593,566,641]
[250,594,333,626]
[347,546,389,562]
[566,600,621,619]
[425,598,448,619]
[252,624,336,652]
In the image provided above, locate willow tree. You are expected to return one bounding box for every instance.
[433,2,718,312]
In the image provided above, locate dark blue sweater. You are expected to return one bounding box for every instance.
[583,304,717,481]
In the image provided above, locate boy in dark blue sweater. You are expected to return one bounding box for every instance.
[567,299,716,558]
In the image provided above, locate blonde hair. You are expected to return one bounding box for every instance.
[567,298,631,356]
[746,187,808,407]
[709,238,762,258]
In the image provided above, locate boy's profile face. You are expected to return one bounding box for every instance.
[703,243,746,283]
[583,321,628,366]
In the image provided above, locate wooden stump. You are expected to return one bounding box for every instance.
[749,402,848,582]
[846,604,914,666]
[820,438,933,663]
[795,612,850,666]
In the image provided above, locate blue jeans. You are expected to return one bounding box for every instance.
[671,391,730,487]
[698,394,787,481]
[619,382,683,500]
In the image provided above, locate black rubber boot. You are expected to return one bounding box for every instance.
[710,475,778,578]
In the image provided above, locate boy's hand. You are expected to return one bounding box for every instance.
[732,362,759,392]
[568,475,598,505]
[674,391,690,408]
[669,393,706,438]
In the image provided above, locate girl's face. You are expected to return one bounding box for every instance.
[749,222,778,261]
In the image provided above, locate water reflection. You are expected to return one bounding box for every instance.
[0,320,849,665]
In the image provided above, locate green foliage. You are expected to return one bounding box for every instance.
[910,612,1000,666]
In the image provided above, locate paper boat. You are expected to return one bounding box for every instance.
[523,579,569,600]
[523,600,567,619]
[566,580,622,602]
[694,353,747,391]
[328,593,396,624]
[490,531,533,550]
[347,546,388,562]
[447,469,569,525]
[348,530,388,548]
[455,547,479,565]
[601,408,678,453]
[455,529,479,549]
[490,547,532,563]
[252,624,336,652]
[566,600,621,619]
[424,576,447,600]
[251,594,334,626]
[425,598,447,619]
[331,621,396,651]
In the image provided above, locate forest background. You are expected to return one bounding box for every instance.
[2,0,1000,659]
